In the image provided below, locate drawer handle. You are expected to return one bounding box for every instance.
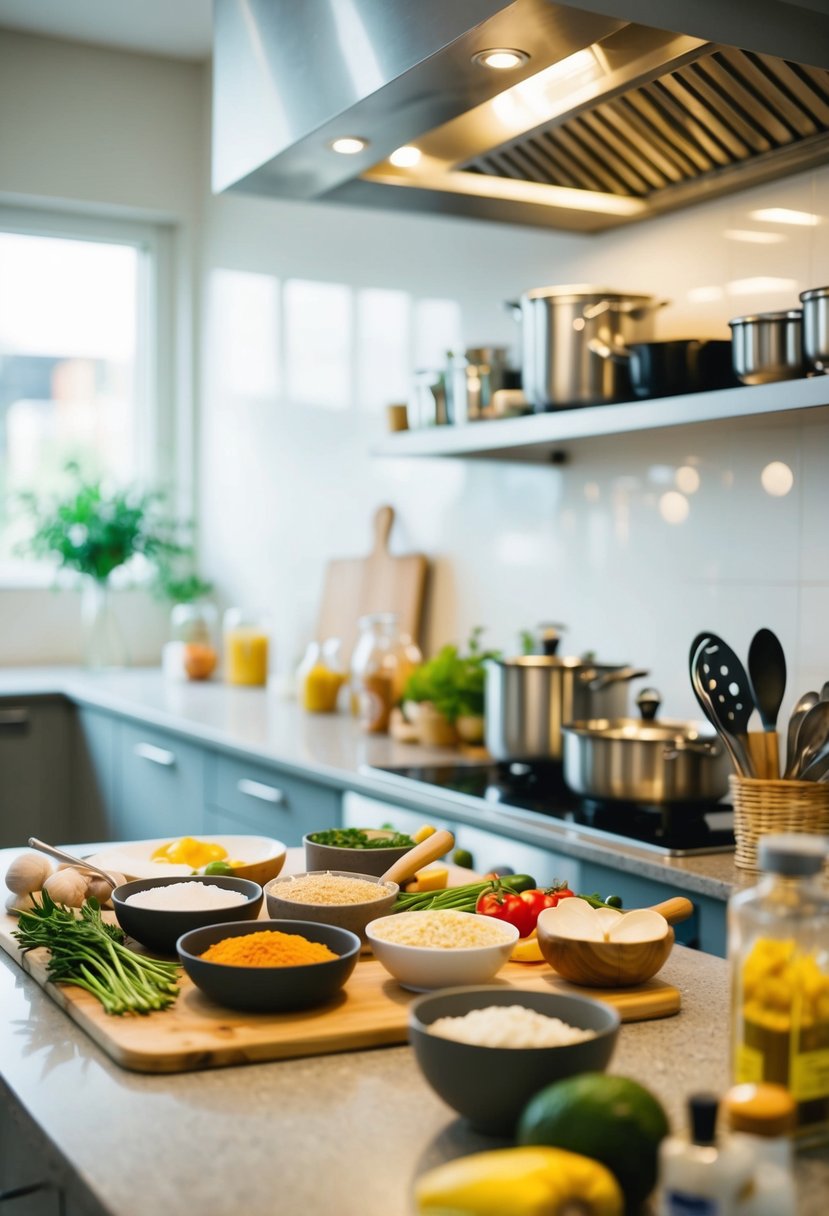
[0,708,30,732]
[134,742,176,767]
[237,778,284,804]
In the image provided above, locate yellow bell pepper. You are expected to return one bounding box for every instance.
[511,928,545,964]
[415,1146,623,1216]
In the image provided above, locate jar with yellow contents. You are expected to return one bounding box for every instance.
[728,833,829,1145]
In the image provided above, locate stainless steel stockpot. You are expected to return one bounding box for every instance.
[511,285,666,411]
[728,309,803,384]
[561,690,730,805]
[800,286,829,373]
[484,656,647,763]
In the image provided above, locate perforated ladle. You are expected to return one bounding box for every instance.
[691,635,755,777]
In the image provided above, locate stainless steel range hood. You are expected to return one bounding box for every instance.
[212,0,829,233]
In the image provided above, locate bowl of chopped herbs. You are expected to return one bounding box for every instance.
[303,826,418,876]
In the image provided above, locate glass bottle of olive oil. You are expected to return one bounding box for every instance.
[728,833,829,1146]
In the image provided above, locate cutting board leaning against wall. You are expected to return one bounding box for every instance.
[316,505,429,664]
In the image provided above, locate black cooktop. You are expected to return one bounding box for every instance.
[370,762,735,856]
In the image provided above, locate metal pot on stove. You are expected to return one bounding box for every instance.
[562,688,730,806]
[484,641,648,764]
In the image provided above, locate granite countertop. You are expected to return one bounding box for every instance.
[0,667,749,900]
[2,895,826,1216]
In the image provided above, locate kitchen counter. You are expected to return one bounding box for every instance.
[1,863,826,1216]
[0,667,749,902]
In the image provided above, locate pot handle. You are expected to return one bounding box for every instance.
[581,298,670,322]
[504,299,522,321]
[663,739,723,760]
[636,688,661,721]
[587,337,632,364]
[588,666,649,691]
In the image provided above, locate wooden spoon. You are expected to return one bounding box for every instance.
[379,829,455,886]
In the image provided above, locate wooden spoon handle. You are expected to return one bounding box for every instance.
[646,896,694,925]
[379,828,454,886]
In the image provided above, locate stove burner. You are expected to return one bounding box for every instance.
[371,762,735,856]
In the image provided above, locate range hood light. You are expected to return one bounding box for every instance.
[330,137,369,155]
[749,208,820,227]
[472,48,530,71]
[724,229,786,245]
[389,145,422,168]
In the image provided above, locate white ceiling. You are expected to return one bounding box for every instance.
[0,0,213,60]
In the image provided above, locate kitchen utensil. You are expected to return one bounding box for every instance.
[28,837,118,888]
[484,654,648,763]
[508,286,667,410]
[728,310,803,385]
[799,742,829,782]
[690,636,755,777]
[561,688,730,805]
[747,628,787,779]
[378,828,454,886]
[784,691,820,778]
[799,286,829,373]
[536,911,675,988]
[110,875,264,955]
[316,505,428,666]
[791,701,829,779]
[0,919,680,1075]
[177,919,361,1013]
[730,774,829,869]
[588,338,736,399]
[408,987,619,1134]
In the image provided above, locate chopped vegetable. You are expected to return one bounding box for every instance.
[13,891,179,1016]
[306,828,414,849]
[411,825,436,844]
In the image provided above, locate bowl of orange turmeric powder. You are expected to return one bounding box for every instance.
[176,918,362,1012]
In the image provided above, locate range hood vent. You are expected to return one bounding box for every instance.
[462,49,829,204]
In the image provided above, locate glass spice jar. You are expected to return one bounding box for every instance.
[350,613,401,733]
[163,602,219,682]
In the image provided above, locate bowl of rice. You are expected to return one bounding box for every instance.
[364,910,519,991]
[264,870,398,944]
[408,986,620,1134]
[111,875,263,955]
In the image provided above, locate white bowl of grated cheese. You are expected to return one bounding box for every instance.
[364,910,519,992]
[408,985,620,1134]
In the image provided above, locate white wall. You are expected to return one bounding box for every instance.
[0,32,204,664]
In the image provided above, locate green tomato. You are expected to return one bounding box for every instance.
[202,860,234,876]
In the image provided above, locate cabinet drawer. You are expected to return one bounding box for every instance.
[208,753,339,844]
[116,722,206,840]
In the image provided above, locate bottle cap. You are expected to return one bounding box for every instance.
[758,833,828,876]
[689,1093,720,1146]
[723,1084,796,1137]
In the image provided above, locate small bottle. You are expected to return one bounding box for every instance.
[722,1084,796,1215]
[296,640,346,713]
[658,1093,755,1215]
[728,833,829,1145]
[350,613,400,733]
[223,608,270,687]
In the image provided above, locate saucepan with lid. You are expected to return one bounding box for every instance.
[562,688,730,805]
[728,310,803,384]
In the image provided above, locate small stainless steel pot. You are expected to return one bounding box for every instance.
[800,286,829,373]
[562,689,730,805]
[484,656,648,763]
[728,310,803,384]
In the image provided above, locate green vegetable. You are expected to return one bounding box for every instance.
[393,874,536,914]
[202,860,234,876]
[13,891,180,1016]
[402,627,500,723]
[452,848,474,869]
[578,893,623,910]
[307,828,414,849]
[605,895,623,908]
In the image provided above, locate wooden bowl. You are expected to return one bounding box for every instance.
[536,919,675,988]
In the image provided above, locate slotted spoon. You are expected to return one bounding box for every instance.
[691,635,755,777]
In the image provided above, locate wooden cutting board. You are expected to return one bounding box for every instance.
[0,917,680,1075]
[316,505,428,664]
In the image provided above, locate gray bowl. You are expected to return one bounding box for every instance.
[111,875,263,956]
[265,870,398,944]
[303,831,413,877]
[409,986,620,1135]
[177,919,361,1013]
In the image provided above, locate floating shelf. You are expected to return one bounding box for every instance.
[371,377,829,463]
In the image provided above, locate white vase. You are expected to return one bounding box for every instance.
[81,578,129,670]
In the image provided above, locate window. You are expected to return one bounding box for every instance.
[0,208,171,583]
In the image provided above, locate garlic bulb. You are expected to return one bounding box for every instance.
[5,853,54,896]
[43,868,90,908]
[5,889,38,914]
[86,871,125,906]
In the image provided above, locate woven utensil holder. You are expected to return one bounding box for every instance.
[730,774,829,870]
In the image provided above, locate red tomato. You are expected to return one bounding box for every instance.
[476,885,536,938]
[555,888,575,901]
[517,888,559,931]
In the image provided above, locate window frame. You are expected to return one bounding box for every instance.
[0,204,177,588]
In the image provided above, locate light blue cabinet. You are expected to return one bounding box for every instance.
[115,721,206,841]
[0,697,71,849]
[205,752,340,844]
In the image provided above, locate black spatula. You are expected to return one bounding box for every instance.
[747,628,786,779]
[691,634,755,777]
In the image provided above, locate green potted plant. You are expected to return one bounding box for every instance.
[19,462,210,669]
[402,627,500,746]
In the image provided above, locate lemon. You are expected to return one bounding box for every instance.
[412,824,436,843]
[511,929,545,964]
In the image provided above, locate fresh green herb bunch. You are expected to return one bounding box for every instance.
[13,890,180,1016]
[18,461,211,600]
[403,626,501,723]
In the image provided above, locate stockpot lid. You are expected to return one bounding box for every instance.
[799,286,829,303]
[522,284,656,305]
[562,717,718,744]
[728,309,802,326]
[488,656,630,671]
